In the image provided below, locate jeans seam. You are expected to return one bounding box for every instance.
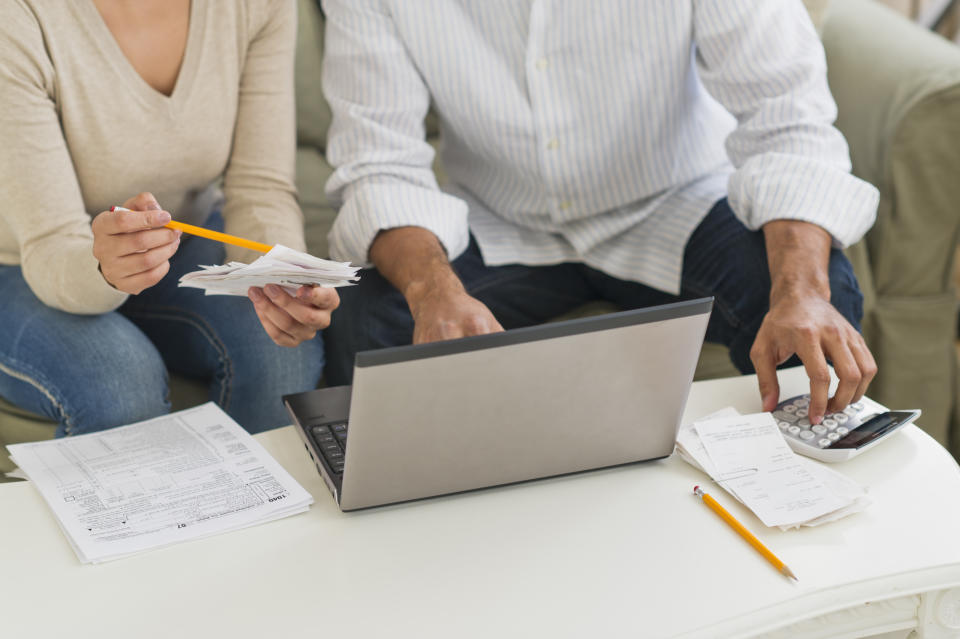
[122,306,233,411]
[0,359,76,436]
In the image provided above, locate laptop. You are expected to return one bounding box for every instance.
[284,298,712,511]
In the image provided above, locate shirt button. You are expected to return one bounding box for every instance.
[546,138,559,150]
[536,57,548,70]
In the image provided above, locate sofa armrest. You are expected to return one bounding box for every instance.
[822,0,960,200]
[822,0,960,453]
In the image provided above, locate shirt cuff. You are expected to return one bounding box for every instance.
[328,178,470,267]
[728,154,879,248]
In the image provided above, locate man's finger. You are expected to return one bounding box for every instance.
[849,338,878,403]
[750,340,780,412]
[825,341,861,414]
[796,341,831,424]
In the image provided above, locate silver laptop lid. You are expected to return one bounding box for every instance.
[339,299,712,510]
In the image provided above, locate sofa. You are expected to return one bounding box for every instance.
[2,0,960,477]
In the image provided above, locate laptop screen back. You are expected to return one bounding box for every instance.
[338,299,711,510]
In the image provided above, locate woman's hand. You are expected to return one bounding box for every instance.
[92,192,181,294]
[248,284,340,347]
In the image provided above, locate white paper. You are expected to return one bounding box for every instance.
[7,403,313,563]
[678,408,870,529]
[178,244,360,296]
[695,413,850,527]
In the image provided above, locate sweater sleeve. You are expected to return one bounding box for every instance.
[221,0,306,264]
[0,0,128,314]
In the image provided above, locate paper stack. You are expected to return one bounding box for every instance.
[6,404,314,563]
[179,244,360,296]
[676,408,871,530]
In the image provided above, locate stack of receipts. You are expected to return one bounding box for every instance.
[677,408,871,530]
[6,403,313,563]
[179,244,360,296]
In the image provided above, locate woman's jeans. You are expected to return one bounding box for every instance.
[0,213,325,436]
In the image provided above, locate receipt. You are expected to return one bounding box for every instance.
[695,413,849,528]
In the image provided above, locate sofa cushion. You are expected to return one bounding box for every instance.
[296,0,332,151]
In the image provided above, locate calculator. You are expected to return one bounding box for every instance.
[772,394,920,462]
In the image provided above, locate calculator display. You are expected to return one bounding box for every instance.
[831,411,915,449]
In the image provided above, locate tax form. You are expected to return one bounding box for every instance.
[7,403,313,563]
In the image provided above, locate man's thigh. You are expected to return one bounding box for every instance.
[586,198,863,373]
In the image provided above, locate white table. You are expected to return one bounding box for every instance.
[3,368,960,638]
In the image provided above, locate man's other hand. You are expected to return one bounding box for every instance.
[408,285,503,344]
[751,293,876,425]
[370,226,503,345]
[754,220,877,425]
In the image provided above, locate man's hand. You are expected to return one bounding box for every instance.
[407,281,502,344]
[751,220,877,424]
[249,284,340,347]
[370,226,503,344]
[92,192,181,294]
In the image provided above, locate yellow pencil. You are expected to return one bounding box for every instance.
[110,207,274,254]
[693,485,798,581]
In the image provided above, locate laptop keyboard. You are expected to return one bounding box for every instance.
[310,423,348,475]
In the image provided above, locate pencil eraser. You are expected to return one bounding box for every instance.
[693,485,699,493]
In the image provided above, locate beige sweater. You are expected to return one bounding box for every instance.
[0,0,305,314]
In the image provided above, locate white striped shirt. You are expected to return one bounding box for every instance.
[322,0,879,295]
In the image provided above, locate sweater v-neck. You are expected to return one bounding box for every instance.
[79,0,203,112]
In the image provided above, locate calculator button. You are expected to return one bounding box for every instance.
[811,425,827,435]
[783,404,798,414]
[798,430,815,441]
[822,418,838,430]
[796,408,808,418]
[797,418,811,428]
[773,411,799,423]
[827,432,840,441]
[795,397,810,407]
[843,406,859,416]
[777,421,791,431]
[834,414,849,424]
[852,402,864,411]
[836,427,850,436]
[787,426,801,436]
[818,438,831,448]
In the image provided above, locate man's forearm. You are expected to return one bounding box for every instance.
[369,226,465,308]
[762,220,832,305]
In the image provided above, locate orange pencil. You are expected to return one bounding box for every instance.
[693,485,798,581]
[110,206,274,254]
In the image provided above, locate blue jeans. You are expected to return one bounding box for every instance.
[0,213,325,436]
[323,198,863,385]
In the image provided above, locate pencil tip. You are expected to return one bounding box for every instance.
[782,566,798,581]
